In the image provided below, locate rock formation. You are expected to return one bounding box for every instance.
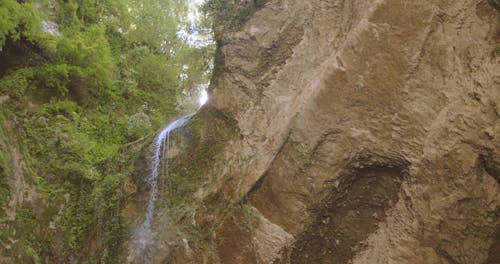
[127,0,500,263]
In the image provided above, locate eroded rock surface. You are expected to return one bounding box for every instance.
[137,0,500,263]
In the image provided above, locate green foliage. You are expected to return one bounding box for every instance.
[36,64,71,96]
[204,0,269,34]
[0,0,42,50]
[135,53,176,92]
[125,0,184,52]
[0,114,11,213]
[0,68,34,98]
[56,25,115,100]
[0,0,215,261]
[23,242,42,264]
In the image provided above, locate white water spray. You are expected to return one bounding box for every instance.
[135,113,195,258]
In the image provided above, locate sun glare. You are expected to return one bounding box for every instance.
[199,89,208,106]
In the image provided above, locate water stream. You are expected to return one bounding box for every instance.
[135,113,195,257]
[133,0,210,258]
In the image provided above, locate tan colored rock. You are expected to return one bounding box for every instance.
[138,0,500,263]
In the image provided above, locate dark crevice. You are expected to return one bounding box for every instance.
[0,37,48,77]
[489,0,500,11]
[435,246,458,264]
[279,155,408,264]
[479,151,500,183]
[485,229,500,264]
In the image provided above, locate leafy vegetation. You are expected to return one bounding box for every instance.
[0,114,11,214]
[0,0,43,50]
[0,0,214,262]
[204,0,268,35]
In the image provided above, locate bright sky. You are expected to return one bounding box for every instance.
[178,0,212,49]
[181,0,211,107]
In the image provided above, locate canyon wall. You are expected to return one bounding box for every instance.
[132,0,500,263]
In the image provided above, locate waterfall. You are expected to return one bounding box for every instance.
[135,113,195,258]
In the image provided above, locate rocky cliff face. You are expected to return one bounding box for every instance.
[131,0,500,263]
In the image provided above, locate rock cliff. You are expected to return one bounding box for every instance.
[128,0,500,263]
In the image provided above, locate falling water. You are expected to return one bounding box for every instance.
[135,113,195,258]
